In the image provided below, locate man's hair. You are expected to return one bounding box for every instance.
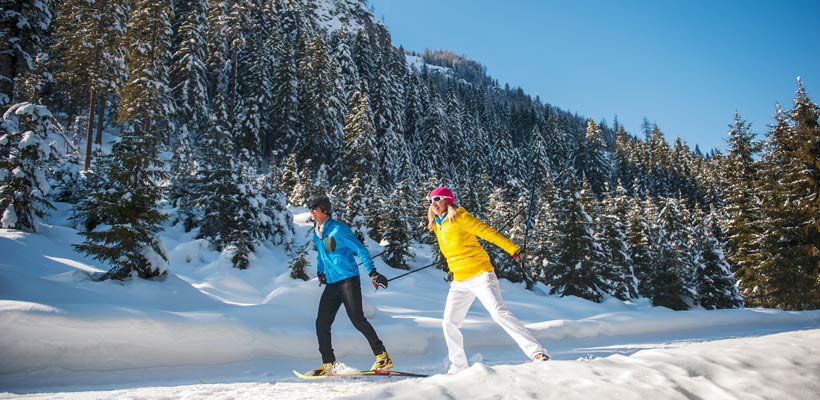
[307,195,332,215]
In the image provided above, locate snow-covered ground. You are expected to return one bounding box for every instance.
[1,204,819,398]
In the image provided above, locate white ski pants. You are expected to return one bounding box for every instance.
[442,271,547,372]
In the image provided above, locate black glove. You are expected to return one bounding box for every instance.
[444,271,454,282]
[318,273,326,286]
[370,270,388,289]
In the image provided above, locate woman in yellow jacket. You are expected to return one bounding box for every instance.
[428,187,549,374]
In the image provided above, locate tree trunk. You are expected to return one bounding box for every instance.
[84,89,97,171]
[95,94,106,146]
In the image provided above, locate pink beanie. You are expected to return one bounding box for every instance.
[428,186,455,205]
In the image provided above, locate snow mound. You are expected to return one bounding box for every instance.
[352,329,820,400]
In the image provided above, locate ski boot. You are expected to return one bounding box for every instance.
[371,351,393,371]
[310,361,337,376]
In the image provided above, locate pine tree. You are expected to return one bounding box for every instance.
[600,182,639,300]
[575,119,609,197]
[168,126,198,231]
[693,206,742,309]
[192,93,265,269]
[648,125,672,197]
[262,161,295,249]
[548,174,607,302]
[73,0,173,281]
[333,23,359,104]
[723,112,762,291]
[613,126,636,195]
[340,86,379,184]
[0,103,57,231]
[170,0,209,139]
[379,176,415,270]
[295,33,336,168]
[754,79,820,309]
[288,242,311,280]
[627,192,655,297]
[116,0,175,144]
[353,29,375,88]
[269,28,300,160]
[418,92,449,181]
[486,185,515,278]
[1,0,53,110]
[530,171,559,285]
[651,196,695,310]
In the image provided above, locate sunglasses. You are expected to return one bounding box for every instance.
[429,196,452,204]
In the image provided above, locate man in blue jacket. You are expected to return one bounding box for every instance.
[307,195,391,376]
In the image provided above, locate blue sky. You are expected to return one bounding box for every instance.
[368,0,820,152]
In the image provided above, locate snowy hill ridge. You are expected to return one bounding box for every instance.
[2,208,819,394]
[306,0,384,33]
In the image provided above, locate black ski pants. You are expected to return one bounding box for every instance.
[316,276,386,363]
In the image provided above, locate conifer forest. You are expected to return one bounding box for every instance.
[1,0,818,311]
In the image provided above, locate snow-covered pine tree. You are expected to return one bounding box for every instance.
[575,118,609,197]
[170,0,209,140]
[74,0,173,281]
[168,125,198,231]
[600,181,639,300]
[500,189,532,285]
[647,125,672,198]
[0,0,52,110]
[73,131,169,280]
[650,196,695,310]
[260,162,295,249]
[485,185,512,273]
[116,0,175,144]
[192,90,267,269]
[377,48,412,188]
[723,112,762,281]
[288,241,311,281]
[418,92,450,182]
[332,23,359,104]
[529,171,559,285]
[379,176,415,270]
[295,32,336,168]
[627,191,655,297]
[613,126,636,195]
[549,173,607,302]
[339,84,379,208]
[288,158,313,206]
[269,27,300,161]
[0,103,57,231]
[692,205,742,309]
[402,69,425,158]
[353,29,375,90]
[754,79,820,310]
[670,138,697,205]
[490,127,517,187]
[338,85,381,240]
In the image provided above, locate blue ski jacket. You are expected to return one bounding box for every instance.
[312,217,375,284]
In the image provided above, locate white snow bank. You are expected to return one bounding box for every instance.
[353,329,820,400]
[1,329,817,400]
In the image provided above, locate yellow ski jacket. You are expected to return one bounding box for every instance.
[433,207,520,281]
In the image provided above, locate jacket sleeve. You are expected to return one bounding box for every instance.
[334,224,375,273]
[458,209,521,256]
[313,235,326,275]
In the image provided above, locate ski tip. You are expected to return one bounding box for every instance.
[293,370,316,379]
